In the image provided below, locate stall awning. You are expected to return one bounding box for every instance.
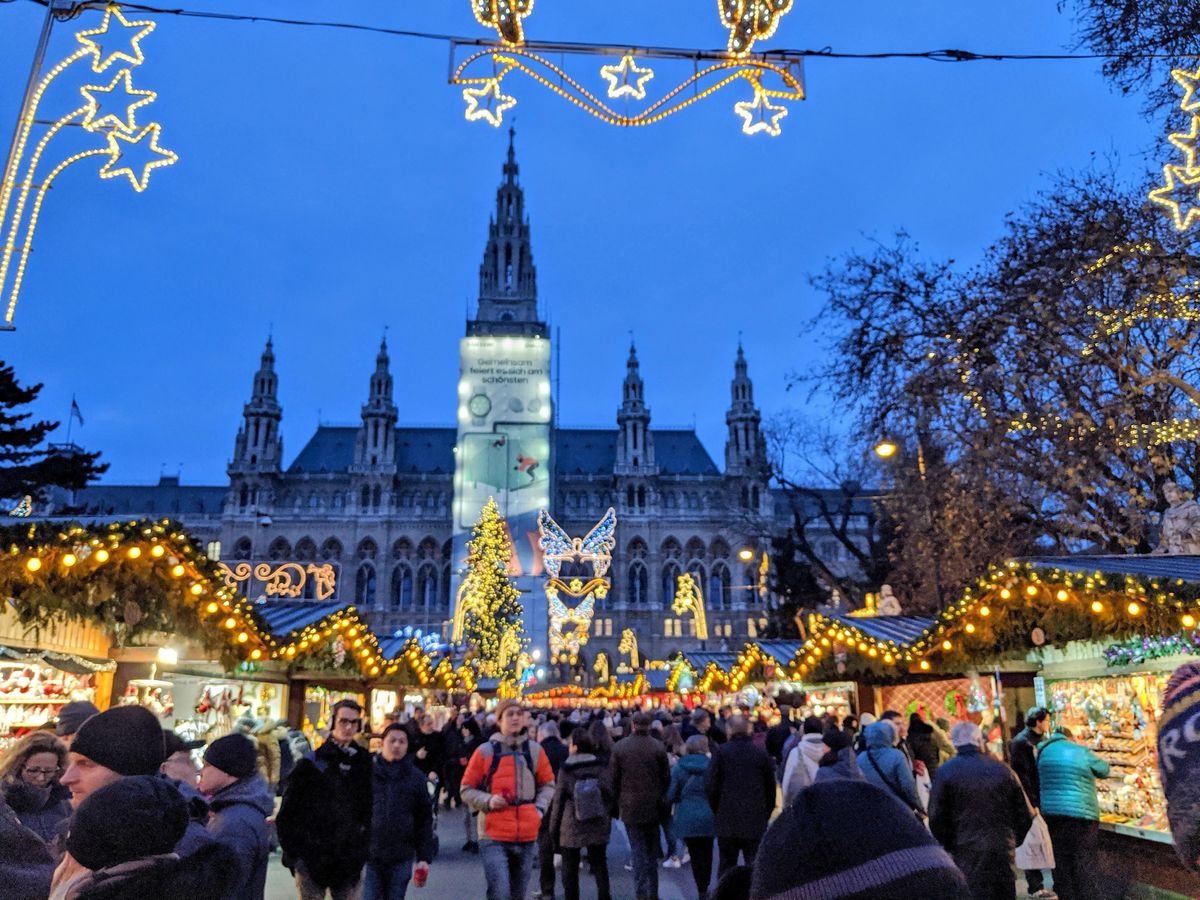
[1024,554,1200,582]
[821,612,936,646]
[252,601,353,638]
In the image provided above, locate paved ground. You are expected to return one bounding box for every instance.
[265,804,708,899]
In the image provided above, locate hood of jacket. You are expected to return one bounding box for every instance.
[864,720,897,750]
[491,731,531,752]
[798,733,826,759]
[208,773,274,816]
[373,754,420,782]
[561,753,602,776]
[677,753,709,775]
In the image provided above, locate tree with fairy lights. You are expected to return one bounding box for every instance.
[461,497,526,683]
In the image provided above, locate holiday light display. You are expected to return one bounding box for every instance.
[618,628,639,669]
[457,497,527,683]
[453,0,802,135]
[0,4,178,328]
[218,561,338,601]
[1150,65,1200,232]
[537,508,615,663]
[672,572,709,641]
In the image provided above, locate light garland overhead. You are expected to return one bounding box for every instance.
[1150,66,1200,232]
[452,0,803,135]
[0,3,178,330]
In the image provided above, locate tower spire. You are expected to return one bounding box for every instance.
[725,342,765,477]
[230,336,283,475]
[469,133,545,337]
[616,342,656,475]
[355,334,397,471]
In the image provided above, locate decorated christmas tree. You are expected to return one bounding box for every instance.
[461,497,526,682]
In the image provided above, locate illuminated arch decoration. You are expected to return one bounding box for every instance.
[1151,66,1200,232]
[0,4,178,328]
[672,572,709,641]
[452,1,803,135]
[537,508,615,664]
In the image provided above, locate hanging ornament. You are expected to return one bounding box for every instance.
[600,55,655,100]
[123,600,142,626]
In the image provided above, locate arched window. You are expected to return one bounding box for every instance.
[710,538,731,560]
[232,537,252,560]
[307,492,318,509]
[417,564,438,608]
[711,563,732,610]
[662,561,681,606]
[361,485,371,509]
[392,537,412,560]
[372,485,382,509]
[267,537,291,560]
[320,538,342,561]
[626,486,635,508]
[356,538,378,561]
[418,537,440,560]
[661,537,681,560]
[636,485,646,509]
[751,485,761,508]
[628,562,648,605]
[685,537,706,560]
[627,537,648,560]
[440,564,451,608]
[333,492,345,510]
[391,564,413,610]
[355,563,377,607]
[295,538,317,561]
[238,485,249,509]
[744,565,759,604]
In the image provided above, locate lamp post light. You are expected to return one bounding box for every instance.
[873,434,945,611]
[737,547,755,562]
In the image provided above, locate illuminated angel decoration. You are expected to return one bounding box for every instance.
[538,507,616,578]
[719,0,795,55]
[539,508,616,663]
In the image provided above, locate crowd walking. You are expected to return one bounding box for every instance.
[2,665,1200,899]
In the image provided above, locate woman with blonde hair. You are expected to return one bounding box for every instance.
[0,730,70,841]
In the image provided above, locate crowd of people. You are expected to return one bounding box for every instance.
[1,662,1199,900]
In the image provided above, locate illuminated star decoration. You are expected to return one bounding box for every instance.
[80,69,155,132]
[1173,67,1200,113]
[75,4,156,74]
[1149,165,1200,232]
[99,123,178,192]
[1168,116,1200,169]
[463,79,517,127]
[600,55,655,100]
[734,84,788,136]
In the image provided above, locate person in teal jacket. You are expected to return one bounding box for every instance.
[667,735,715,900]
[857,720,923,815]
[1036,727,1110,900]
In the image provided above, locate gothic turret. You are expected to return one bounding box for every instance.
[468,129,546,337]
[615,342,657,477]
[230,337,283,475]
[353,337,398,472]
[724,343,766,476]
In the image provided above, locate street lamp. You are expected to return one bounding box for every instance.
[737,548,755,562]
[873,440,898,459]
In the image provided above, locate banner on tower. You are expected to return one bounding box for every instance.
[451,335,552,647]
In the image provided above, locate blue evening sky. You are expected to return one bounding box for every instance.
[0,1,1158,485]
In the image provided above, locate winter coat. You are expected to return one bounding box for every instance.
[277,731,296,789]
[369,755,434,865]
[667,754,714,839]
[4,779,70,843]
[0,793,55,900]
[610,731,671,826]
[277,739,373,889]
[857,721,923,813]
[539,736,569,778]
[1036,732,1110,821]
[928,745,1033,863]
[907,717,942,775]
[781,734,826,804]
[166,775,234,890]
[207,773,274,900]
[1008,726,1043,807]
[547,753,613,849]
[461,733,556,844]
[814,746,866,784]
[410,729,445,779]
[765,721,794,765]
[705,734,776,841]
[68,843,232,900]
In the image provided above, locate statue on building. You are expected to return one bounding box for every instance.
[1156,481,1200,554]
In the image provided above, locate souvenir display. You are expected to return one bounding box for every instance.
[1049,673,1170,835]
[0,660,97,751]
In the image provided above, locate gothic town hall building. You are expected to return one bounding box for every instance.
[59,139,825,669]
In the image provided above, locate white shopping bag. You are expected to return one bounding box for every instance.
[1015,814,1056,871]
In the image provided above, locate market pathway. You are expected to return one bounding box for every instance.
[264,803,706,899]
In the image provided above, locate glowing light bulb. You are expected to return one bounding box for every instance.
[62,553,77,567]
[1183,613,1197,628]
[942,640,953,651]
[979,606,991,617]
[1091,600,1104,614]
[1127,601,1142,616]
[224,617,237,629]
[1056,589,1069,602]
[127,546,141,559]
[25,557,41,572]
[171,564,185,577]
[150,544,164,557]
[999,588,1011,600]
[919,660,931,670]
[205,602,218,614]
[94,549,109,563]
[189,583,203,595]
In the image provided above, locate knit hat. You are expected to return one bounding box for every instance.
[66,775,188,871]
[70,705,165,776]
[494,699,522,721]
[822,729,852,754]
[162,730,204,760]
[859,712,876,729]
[203,733,258,778]
[55,701,99,737]
[802,715,824,735]
[1158,660,1200,871]
[750,780,970,899]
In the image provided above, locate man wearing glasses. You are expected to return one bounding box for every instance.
[278,699,373,899]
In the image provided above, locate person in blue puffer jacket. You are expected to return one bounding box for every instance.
[667,735,715,900]
[1036,727,1110,900]
[856,719,924,815]
[200,733,275,900]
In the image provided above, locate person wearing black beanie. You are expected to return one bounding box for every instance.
[200,734,274,900]
[749,780,970,899]
[61,706,166,809]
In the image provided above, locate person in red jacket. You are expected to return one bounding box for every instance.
[461,700,555,900]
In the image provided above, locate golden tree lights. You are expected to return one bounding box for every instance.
[457,497,527,683]
[452,0,803,135]
[0,4,177,328]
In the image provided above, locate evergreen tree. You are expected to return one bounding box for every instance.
[0,363,105,502]
[461,497,525,682]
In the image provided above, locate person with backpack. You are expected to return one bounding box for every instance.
[667,735,716,900]
[547,729,612,900]
[461,700,556,900]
